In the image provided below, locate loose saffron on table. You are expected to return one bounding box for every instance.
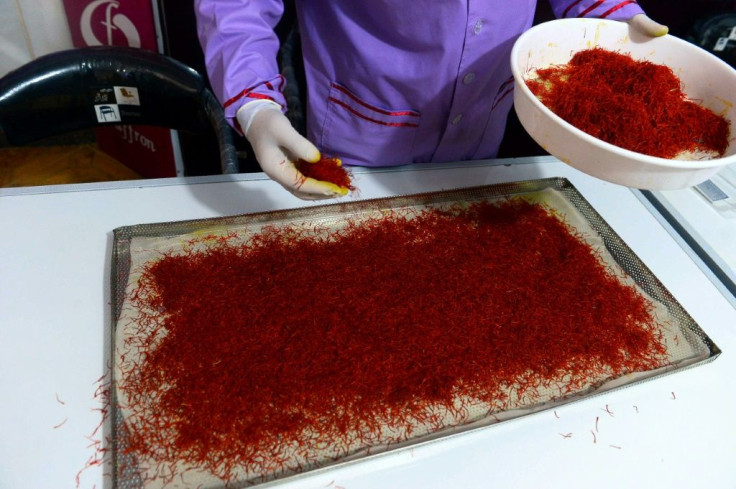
[294,155,354,190]
[117,198,669,486]
[525,47,731,159]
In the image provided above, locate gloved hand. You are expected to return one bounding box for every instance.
[627,14,669,37]
[237,100,348,200]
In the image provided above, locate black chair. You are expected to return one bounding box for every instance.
[0,46,239,175]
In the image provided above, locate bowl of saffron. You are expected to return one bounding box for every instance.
[510,18,736,190]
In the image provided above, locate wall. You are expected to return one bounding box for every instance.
[0,0,73,76]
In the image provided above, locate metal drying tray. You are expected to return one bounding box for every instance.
[110,177,720,489]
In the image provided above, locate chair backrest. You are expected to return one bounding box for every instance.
[0,46,238,174]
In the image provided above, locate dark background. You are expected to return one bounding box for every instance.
[156,0,736,172]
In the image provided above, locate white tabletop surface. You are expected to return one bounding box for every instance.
[2,155,735,489]
[645,178,736,306]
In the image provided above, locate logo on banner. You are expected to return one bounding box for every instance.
[80,0,141,47]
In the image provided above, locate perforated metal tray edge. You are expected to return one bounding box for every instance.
[109,177,721,489]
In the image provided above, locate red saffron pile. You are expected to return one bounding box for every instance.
[294,155,354,190]
[118,198,667,484]
[526,47,731,159]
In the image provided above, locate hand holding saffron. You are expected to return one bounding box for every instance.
[238,100,348,200]
[294,156,355,194]
[626,14,669,38]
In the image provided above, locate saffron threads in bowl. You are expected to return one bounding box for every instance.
[295,155,355,190]
[526,48,731,160]
[117,198,670,486]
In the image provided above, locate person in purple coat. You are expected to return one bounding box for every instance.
[195,1,667,199]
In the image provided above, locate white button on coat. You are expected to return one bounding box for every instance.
[473,19,483,34]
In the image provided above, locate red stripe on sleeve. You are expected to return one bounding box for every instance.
[578,0,605,17]
[223,85,259,108]
[598,0,638,19]
[223,76,285,109]
[562,0,584,17]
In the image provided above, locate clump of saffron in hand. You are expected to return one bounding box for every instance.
[295,155,355,191]
[526,47,731,160]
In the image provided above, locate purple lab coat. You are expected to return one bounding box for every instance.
[195,0,644,167]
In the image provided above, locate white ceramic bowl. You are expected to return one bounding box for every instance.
[510,18,736,190]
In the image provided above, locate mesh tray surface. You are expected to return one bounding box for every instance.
[110,177,720,489]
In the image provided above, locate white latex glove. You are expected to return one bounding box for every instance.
[237,100,348,200]
[627,14,669,37]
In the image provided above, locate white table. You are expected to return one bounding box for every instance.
[2,156,735,489]
[643,177,736,308]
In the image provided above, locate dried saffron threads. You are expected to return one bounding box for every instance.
[117,198,671,486]
[294,155,355,191]
[526,47,731,159]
